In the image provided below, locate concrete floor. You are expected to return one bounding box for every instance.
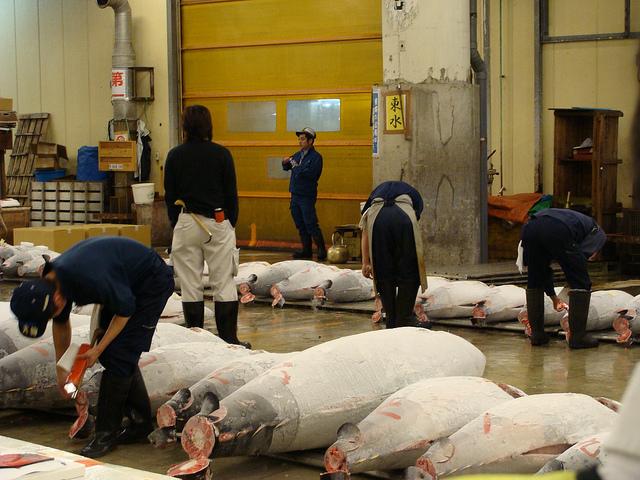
[1,251,639,479]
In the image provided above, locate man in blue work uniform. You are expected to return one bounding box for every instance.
[521,208,607,349]
[10,236,174,458]
[282,127,326,260]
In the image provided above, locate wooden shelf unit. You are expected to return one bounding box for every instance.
[552,108,623,234]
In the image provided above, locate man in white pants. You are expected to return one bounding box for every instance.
[164,105,250,348]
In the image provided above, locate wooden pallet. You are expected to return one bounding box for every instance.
[6,113,49,205]
[30,180,105,226]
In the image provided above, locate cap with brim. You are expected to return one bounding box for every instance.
[295,127,316,139]
[10,279,56,338]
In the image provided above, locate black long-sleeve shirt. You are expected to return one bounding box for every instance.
[164,139,239,227]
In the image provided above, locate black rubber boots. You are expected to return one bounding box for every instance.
[182,301,204,329]
[568,289,598,349]
[293,234,312,259]
[314,232,327,261]
[525,288,549,346]
[215,301,252,349]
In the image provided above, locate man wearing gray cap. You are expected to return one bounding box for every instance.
[282,127,326,260]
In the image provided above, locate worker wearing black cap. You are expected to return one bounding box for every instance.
[520,208,607,349]
[282,127,326,260]
[10,236,174,458]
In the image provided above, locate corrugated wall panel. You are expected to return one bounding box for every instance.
[180,0,381,242]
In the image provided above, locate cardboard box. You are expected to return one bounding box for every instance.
[119,224,151,246]
[99,141,136,172]
[14,226,86,253]
[86,225,120,238]
[0,97,12,112]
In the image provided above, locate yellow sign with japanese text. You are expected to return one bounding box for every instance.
[384,92,408,133]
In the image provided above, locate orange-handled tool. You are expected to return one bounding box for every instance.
[63,343,92,399]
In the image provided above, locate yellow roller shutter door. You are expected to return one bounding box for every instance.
[180,0,382,242]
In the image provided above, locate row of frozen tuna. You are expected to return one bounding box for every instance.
[152,328,617,478]
[0,241,60,278]
[0,322,623,477]
[419,279,640,345]
[188,259,377,305]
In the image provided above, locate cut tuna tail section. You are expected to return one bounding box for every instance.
[324,423,363,473]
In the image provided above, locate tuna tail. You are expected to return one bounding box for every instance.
[613,313,634,345]
[471,301,487,326]
[323,423,362,473]
[157,388,194,428]
[270,286,285,308]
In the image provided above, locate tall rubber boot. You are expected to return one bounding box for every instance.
[292,234,312,259]
[117,367,153,444]
[568,289,598,349]
[376,280,396,328]
[313,231,327,261]
[395,281,420,327]
[182,301,204,329]
[214,301,252,349]
[80,371,133,458]
[526,288,549,346]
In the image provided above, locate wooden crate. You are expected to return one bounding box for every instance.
[31,142,68,170]
[30,181,105,226]
[99,141,136,172]
[0,206,30,244]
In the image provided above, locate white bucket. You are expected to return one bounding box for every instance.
[131,183,155,204]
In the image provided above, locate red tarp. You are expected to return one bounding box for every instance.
[488,193,543,224]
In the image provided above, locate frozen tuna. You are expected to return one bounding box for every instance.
[313,268,374,304]
[271,264,341,306]
[234,262,272,303]
[407,393,618,479]
[180,328,486,460]
[375,277,450,324]
[422,281,492,319]
[324,376,524,474]
[537,432,609,474]
[150,351,293,447]
[250,260,318,297]
[70,341,255,438]
[0,323,225,411]
[471,285,526,325]
[613,294,640,345]
[560,290,633,342]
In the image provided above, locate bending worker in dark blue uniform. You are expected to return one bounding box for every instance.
[9,237,174,458]
[282,127,326,260]
[521,208,607,349]
[359,181,427,328]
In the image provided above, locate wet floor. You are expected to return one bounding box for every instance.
[1,252,639,478]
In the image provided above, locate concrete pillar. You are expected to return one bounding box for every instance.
[377,0,481,266]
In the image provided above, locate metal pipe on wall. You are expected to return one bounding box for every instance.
[470,0,489,262]
[97,0,137,121]
[534,0,543,193]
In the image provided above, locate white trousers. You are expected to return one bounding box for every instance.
[171,212,239,302]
